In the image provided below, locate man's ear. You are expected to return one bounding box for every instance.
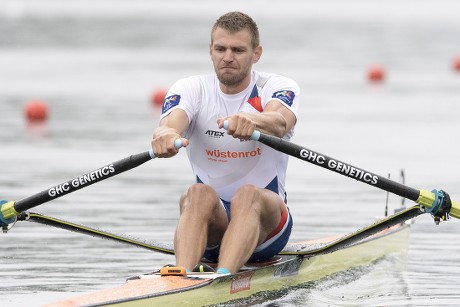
[253,45,263,64]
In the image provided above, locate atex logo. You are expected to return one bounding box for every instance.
[205,130,225,138]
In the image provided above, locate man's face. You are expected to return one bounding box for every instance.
[210,27,262,91]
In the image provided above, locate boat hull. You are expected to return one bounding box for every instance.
[46,222,411,307]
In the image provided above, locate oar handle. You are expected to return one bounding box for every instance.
[222,120,261,141]
[149,139,184,158]
[222,120,460,220]
[1,140,183,222]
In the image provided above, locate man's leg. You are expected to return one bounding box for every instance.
[174,183,228,271]
[217,184,285,273]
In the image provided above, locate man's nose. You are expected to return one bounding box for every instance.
[223,50,234,62]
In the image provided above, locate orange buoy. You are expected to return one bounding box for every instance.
[151,88,168,107]
[25,99,48,122]
[368,65,385,82]
[453,57,460,72]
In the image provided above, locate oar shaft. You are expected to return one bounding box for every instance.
[255,132,460,219]
[20,151,152,211]
[2,151,154,219]
[2,139,184,221]
[258,133,420,200]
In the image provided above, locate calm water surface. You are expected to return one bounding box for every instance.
[1,1,460,306]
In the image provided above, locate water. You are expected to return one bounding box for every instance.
[1,0,460,306]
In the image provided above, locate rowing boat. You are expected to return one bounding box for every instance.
[2,128,458,306]
[42,205,421,307]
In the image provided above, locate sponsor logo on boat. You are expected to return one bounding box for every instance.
[230,271,254,294]
[299,149,379,185]
[48,164,116,197]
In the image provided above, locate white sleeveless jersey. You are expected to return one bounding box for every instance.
[160,70,300,202]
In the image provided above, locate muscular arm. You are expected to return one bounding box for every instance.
[218,100,297,139]
[151,108,189,158]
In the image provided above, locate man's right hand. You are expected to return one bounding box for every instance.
[151,126,188,158]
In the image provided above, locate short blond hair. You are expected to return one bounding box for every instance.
[211,11,260,48]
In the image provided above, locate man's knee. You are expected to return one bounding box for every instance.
[231,184,260,212]
[233,184,258,200]
[231,185,284,218]
[180,183,220,213]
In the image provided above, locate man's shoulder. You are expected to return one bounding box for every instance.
[253,71,299,88]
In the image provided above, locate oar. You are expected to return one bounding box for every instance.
[222,121,460,221]
[17,211,174,254]
[1,141,182,230]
